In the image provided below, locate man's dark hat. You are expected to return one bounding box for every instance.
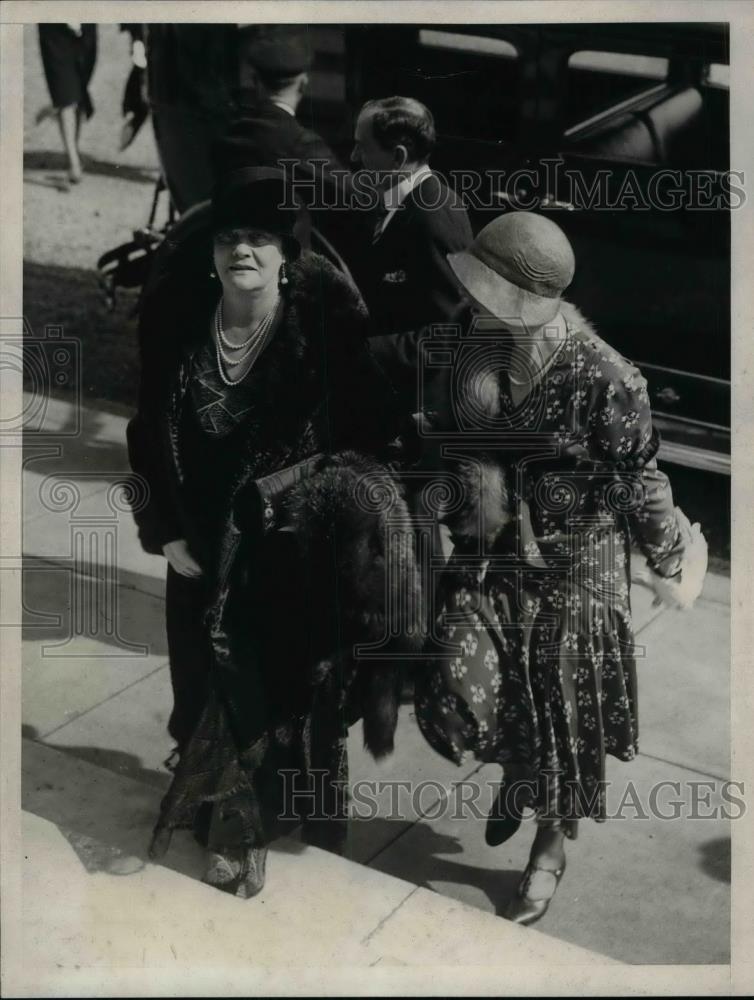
[238,25,313,76]
[211,166,308,255]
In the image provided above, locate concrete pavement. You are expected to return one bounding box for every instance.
[15,391,733,988]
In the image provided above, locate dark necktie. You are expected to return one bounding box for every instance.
[372,203,389,244]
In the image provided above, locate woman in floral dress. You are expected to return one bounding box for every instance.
[415,212,701,924]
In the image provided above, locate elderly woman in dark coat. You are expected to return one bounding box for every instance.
[415,212,705,925]
[127,169,418,897]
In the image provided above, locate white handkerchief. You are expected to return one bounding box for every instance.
[649,507,708,611]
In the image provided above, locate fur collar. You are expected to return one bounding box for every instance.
[559,299,598,340]
[198,254,369,594]
[184,250,363,377]
[436,300,600,549]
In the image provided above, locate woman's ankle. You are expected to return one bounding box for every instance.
[530,822,567,869]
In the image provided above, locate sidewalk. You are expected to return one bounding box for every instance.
[16,391,732,988]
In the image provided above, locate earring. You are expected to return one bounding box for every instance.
[279,262,289,287]
[209,269,216,278]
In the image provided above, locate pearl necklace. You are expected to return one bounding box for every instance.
[214,297,279,386]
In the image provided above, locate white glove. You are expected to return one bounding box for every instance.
[649,508,707,611]
[162,539,203,578]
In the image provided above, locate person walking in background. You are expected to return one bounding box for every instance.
[214,26,356,266]
[349,96,473,413]
[37,23,97,185]
[144,24,241,212]
[118,24,149,152]
[144,25,348,218]
[224,26,346,190]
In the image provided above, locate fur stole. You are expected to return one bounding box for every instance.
[285,451,422,760]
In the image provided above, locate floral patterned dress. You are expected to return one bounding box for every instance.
[415,305,685,831]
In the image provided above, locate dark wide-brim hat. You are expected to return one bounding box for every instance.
[211,166,308,255]
[448,211,576,327]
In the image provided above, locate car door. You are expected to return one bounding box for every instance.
[537,26,730,473]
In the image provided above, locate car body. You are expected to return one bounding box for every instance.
[143,22,731,474]
[340,23,731,475]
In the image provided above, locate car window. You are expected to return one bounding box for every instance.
[704,63,729,89]
[566,50,670,129]
[418,29,517,59]
[406,29,520,141]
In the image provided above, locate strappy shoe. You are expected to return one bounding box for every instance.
[504,858,566,926]
[485,779,529,846]
[202,845,268,899]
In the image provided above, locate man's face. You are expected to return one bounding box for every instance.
[351,110,398,183]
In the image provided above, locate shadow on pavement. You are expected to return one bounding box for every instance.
[22,559,168,657]
[698,835,731,885]
[21,729,311,887]
[23,404,133,483]
[356,816,522,916]
[23,723,171,792]
[22,726,171,876]
[24,173,73,194]
[25,149,159,186]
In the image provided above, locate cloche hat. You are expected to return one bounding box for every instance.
[448,212,576,328]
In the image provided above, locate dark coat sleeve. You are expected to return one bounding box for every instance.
[366,198,473,409]
[126,277,186,555]
[292,123,351,195]
[300,257,406,458]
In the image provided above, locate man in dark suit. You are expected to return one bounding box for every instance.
[213,26,356,263]
[350,97,473,649]
[350,96,473,411]
[144,25,350,217]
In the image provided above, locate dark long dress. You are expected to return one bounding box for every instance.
[155,317,351,856]
[129,251,412,867]
[38,24,97,117]
[415,303,685,832]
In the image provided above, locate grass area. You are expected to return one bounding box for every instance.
[23,260,141,409]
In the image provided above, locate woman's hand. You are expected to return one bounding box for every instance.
[649,508,707,611]
[162,539,203,578]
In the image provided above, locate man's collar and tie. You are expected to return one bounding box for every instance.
[372,163,433,243]
[272,99,296,117]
